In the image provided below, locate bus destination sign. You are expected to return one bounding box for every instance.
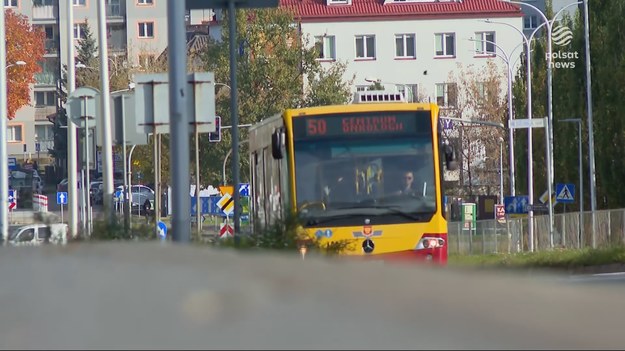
[293,111,428,139]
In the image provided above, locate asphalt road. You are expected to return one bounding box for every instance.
[1,242,625,350]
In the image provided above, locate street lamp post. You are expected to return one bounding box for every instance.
[483,19,545,252]
[467,37,523,199]
[499,137,504,205]
[5,61,26,69]
[502,0,583,250]
[582,0,597,248]
[560,118,583,248]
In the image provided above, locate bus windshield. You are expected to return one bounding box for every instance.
[292,111,436,226]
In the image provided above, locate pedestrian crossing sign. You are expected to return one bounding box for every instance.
[555,183,575,204]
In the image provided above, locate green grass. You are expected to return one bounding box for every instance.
[448,246,625,270]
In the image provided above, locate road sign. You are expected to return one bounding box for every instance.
[8,190,16,210]
[555,183,575,204]
[57,192,68,205]
[440,118,453,130]
[219,185,234,196]
[528,203,549,212]
[219,222,234,238]
[461,203,476,230]
[157,221,167,240]
[209,116,221,142]
[191,215,207,223]
[504,195,529,214]
[114,190,123,203]
[509,118,545,129]
[495,204,506,224]
[35,142,40,152]
[7,157,16,170]
[217,193,234,215]
[239,183,250,196]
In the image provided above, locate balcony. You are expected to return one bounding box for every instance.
[35,72,58,86]
[106,4,125,23]
[107,43,127,56]
[32,5,58,22]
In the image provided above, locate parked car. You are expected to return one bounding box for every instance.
[5,223,68,246]
[93,180,124,205]
[114,185,155,214]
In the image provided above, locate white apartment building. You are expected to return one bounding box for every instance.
[280,0,524,106]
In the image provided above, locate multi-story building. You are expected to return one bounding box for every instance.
[5,0,213,170]
[277,0,524,106]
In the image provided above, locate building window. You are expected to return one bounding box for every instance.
[395,34,416,58]
[35,125,54,141]
[74,23,87,40]
[355,35,375,59]
[314,35,336,60]
[138,22,154,38]
[7,125,22,142]
[524,15,539,30]
[4,0,18,7]
[436,83,457,107]
[73,0,85,6]
[137,0,153,4]
[35,91,56,107]
[356,85,373,92]
[435,33,455,57]
[474,32,496,55]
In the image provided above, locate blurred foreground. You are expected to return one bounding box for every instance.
[1,242,624,349]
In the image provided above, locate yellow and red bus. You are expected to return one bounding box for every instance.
[248,91,457,263]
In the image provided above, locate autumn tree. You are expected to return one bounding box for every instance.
[200,7,354,186]
[6,10,45,119]
[445,61,508,197]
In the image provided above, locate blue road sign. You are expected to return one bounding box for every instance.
[441,118,453,130]
[8,190,15,203]
[555,183,575,204]
[57,192,68,205]
[7,157,16,171]
[157,221,167,240]
[35,143,40,152]
[239,183,250,196]
[504,195,529,214]
[114,190,123,201]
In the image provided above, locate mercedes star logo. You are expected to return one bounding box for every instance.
[362,239,375,254]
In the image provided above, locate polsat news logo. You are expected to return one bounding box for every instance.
[547,24,578,69]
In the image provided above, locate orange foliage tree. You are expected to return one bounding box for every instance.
[5,10,45,120]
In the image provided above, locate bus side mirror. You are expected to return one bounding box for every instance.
[271,129,284,159]
[443,142,458,171]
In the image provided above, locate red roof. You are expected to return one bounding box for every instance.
[281,0,523,21]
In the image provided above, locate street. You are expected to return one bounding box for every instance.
[1,242,625,349]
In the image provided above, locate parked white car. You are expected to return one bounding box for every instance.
[6,223,68,246]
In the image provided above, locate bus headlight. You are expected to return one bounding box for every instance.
[416,236,445,250]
